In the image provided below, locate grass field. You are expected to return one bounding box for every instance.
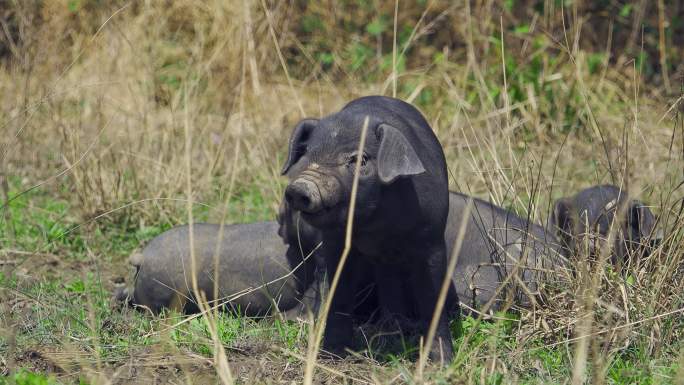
[1,1,683,384]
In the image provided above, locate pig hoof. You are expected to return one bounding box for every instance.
[112,284,131,304]
[318,347,346,360]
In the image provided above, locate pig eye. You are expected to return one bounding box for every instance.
[347,153,368,168]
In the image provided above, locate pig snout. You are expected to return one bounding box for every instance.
[285,179,323,213]
[285,170,343,214]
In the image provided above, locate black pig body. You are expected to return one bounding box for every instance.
[447,192,566,313]
[116,222,320,316]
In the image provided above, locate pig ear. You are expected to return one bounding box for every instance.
[281,119,318,175]
[552,198,573,237]
[376,123,425,184]
[628,200,656,240]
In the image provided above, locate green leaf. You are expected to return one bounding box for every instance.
[366,17,387,37]
[626,274,635,286]
[347,42,373,71]
[636,51,649,71]
[514,24,530,34]
[13,369,57,385]
[620,4,633,18]
[301,14,324,33]
[66,279,86,293]
[381,53,405,73]
[318,52,334,66]
[587,52,605,74]
[68,0,80,13]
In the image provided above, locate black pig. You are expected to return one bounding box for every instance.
[281,96,455,362]
[551,184,657,265]
[447,192,566,313]
[115,221,320,316]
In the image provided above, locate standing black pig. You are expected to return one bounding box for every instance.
[280,96,455,362]
[551,184,657,265]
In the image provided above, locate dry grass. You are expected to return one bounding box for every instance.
[1,1,683,384]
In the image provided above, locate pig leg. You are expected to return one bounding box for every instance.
[408,241,455,363]
[321,246,359,356]
[373,263,411,324]
[312,253,328,315]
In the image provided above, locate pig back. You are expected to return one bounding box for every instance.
[132,222,301,315]
[446,193,567,313]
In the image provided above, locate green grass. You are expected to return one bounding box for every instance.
[2,196,680,383]
[1,158,681,384]
[1,169,682,383]
[0,179,308,381]
[2,369,65,385]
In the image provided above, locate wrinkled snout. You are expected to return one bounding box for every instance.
[285,179,323,213]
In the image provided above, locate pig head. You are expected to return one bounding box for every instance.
[552,184,657,265]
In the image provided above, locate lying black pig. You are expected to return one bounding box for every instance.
[447,192,567,313]
[551,184,657,265]
[281,96,456,362]
[114,221,320,316]
[307,191,567,320]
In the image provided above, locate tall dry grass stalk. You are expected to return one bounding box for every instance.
[184,85,234,384]
[415,199,472,380]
